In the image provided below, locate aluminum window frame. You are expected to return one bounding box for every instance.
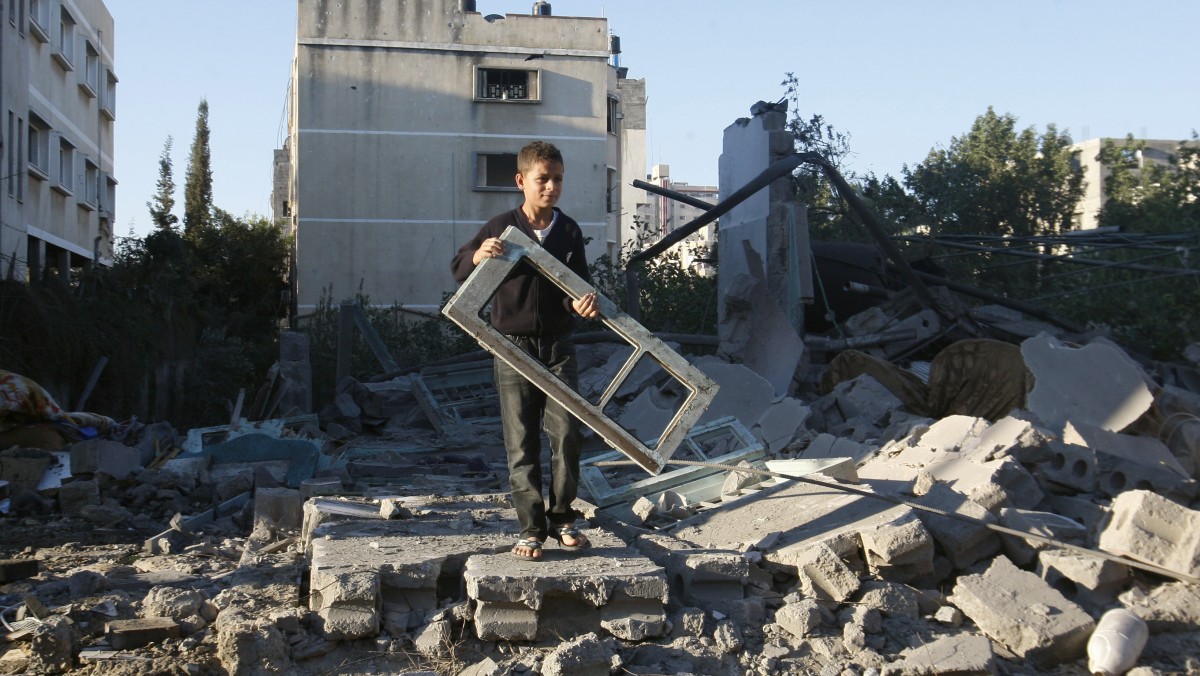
[442,226,718,474]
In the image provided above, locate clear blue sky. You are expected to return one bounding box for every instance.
[106,0,1199,238]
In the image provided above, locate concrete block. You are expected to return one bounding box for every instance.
[890,634,996,675]
[94,442,141,480]
[473,600,538,641]
[1038,549,1130,596]
[106,617,181,650]
[1064,421,1196,498]
[0,558,38,583]
[442,226,718,474]
[57,478,100,516]
[855,580,920,619]
[540,632,615,676]
[1098,489,1200,578]
[859,509,935,580]
[950,555,1094,666]
[814,374,902,429]
[1022,333,1153,433]
[800,432,877,466]
[599,596,668,641]
[254,487,304,532]
[913,482,1000,569]
[774,598,823,639]
[412,618,452,658]
[788,542,860,604]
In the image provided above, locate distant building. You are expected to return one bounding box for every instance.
[638,164,717,275]
[1,0,117,283]
[279,0,643,316]
[1070,137,1190,229]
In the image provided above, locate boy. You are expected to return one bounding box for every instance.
[451,141,598,560]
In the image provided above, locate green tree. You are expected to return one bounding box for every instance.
[184,99,214,233]
[147,136,179,231]
[1097,134,1200,233]
[900,108,1084,295]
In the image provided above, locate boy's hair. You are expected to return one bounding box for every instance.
[517,141,564,174]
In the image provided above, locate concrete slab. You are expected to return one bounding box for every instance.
[889,634,996,675]
[910,483,1000,570]
[306,494,515,639]
[949,555,1094,667]
[753,397,811,455]
[1021,333,1153,433]
[693,357,776,430]
[465,528,668,641]
[998,507,1089,567]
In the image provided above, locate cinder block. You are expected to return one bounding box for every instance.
[1039,440,1096,492]
[473,600,537,641]
[308,566,380,640]
[106,618,181,650]
[599,597,667,641]
[1098,489,1200,578]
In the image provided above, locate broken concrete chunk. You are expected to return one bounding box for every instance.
[890,634,996,675]
[949,555,1094,666]
[998,507,1089,567]
[752,397,811,454]
[859,509,934,581]
[774,597,823,639]
[855,580,921,619]
[694,357,776,430]
[1098,489,1200,578]
[788,542,860,604]
[813,374,902,431]
[720,460,761,497]
[540,632,617,676]
[1022,333,1153,433]
[912,482,1000,569]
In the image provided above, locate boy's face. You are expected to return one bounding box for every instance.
[515,160,564,211]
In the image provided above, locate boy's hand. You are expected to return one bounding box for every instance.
[472,238,504,265]
[570,292,599,318]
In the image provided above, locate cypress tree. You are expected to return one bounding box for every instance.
[147,136,179,231]
[183,99,214,232]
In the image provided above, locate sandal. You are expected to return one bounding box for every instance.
[550,524,591,551]
[511,538,544,561]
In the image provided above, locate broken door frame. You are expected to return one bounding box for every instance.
[442,226,718,474]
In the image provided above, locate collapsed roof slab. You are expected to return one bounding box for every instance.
[443,226,718,474]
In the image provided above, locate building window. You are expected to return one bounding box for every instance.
[7,112,19,198]
[81,159,98,208]
[475,67,539,102]
[607,167,618,213]
[104,173,117,220]
[101,69,117,120]
[10,0,26,34]
[80,41,99,97]
[607,96,619,134]
[27,114,49,179]
[53,6,75,70]
[54,135,75,195]
[473,152,519,190]
[28,0,48,41]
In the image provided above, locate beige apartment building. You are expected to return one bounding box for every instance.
[638,164,717,275]
[1,0,116,283]
[280,0,643,316]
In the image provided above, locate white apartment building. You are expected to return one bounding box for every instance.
[1,0,116,283]
[280,0,643,316]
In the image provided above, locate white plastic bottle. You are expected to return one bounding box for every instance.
[1087,608,1149,676]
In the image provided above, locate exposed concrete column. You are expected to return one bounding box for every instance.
[717,101,808,334]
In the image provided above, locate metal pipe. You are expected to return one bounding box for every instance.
[631,179,716,211]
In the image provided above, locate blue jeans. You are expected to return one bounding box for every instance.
[495,333,582,540]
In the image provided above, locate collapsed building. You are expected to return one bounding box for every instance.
[2,102,1200,675]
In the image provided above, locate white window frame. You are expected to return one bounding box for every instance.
[28,0,48,42]
[101,69,117,120]
[53,134,75,195]
[80,40,99,97]
[80,158,98,209]
[474,67,540,102]
[27,113,49,180]
[473,152,520,191]
[53,6,75,71]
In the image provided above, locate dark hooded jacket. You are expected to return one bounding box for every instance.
[451,207,591,337]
